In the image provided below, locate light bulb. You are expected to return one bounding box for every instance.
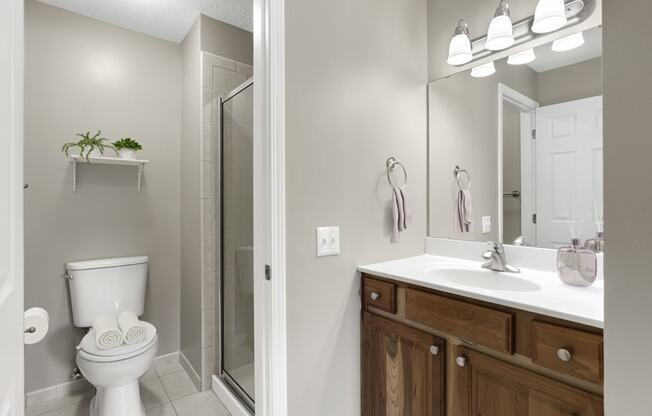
[551,32,585,52]
[471,62,496,78]
[532,0,567,34]
[507,48,536,65]
[447,20,473,66]
[486,1,514,51]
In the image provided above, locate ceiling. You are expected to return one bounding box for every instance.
[527,27,602,73]
[36,0,253,43]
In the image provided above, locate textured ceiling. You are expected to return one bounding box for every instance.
[36,0,252,43]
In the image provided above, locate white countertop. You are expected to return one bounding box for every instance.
[358,254,604,328]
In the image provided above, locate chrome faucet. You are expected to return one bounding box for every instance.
[482,241,520,273]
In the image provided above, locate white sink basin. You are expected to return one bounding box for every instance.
[428,267,542,292]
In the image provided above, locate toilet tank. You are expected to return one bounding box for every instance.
[66,256,149,327]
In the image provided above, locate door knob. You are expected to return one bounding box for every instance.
[370,292,380,301]
[456,356,467,367]
[429,345,440,356]
[556,348,572,362]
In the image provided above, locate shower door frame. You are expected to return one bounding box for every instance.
[218,77,256,414]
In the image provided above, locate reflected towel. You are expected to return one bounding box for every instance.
[391,187,410,243]
[118,310,146,345]
[92,315,124,350]
[456,189,472,233]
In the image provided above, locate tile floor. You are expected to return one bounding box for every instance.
[25,363,230,416]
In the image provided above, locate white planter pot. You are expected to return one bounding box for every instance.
[118,149,138,160]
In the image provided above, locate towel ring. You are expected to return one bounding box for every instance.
[386,157,407,188]
[453,165,471,189]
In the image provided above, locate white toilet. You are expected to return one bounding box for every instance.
[67,256,158,416]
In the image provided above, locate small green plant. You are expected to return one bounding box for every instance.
[61,130,116,160]
[113,137,143,151]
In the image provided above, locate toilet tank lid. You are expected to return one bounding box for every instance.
[66,256,149,271]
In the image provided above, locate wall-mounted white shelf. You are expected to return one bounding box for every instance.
[68,155,150,193]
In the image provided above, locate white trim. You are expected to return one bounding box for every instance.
[178,351,201,391]
[497,83,539,245]
[26,351,181,406]
[253,0,287,414]
[212,375,252,416]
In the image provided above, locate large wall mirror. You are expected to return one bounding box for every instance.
[429,26,603,250]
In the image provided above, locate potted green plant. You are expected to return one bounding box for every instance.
[112,137,143,160]
[61,130,116,160]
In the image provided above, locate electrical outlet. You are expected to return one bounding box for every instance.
[482,216,491,234]
[317,226,340,256]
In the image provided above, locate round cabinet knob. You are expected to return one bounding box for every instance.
[456,356,467,367]
[429,345,440,356]
[556,348,572,362]
[370,292,380,301]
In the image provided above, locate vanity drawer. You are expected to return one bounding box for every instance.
[363,277,396,314]
[532,321,603,383]
[405,288,514,354]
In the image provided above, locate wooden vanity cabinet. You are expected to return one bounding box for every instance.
[361,273,604,415]
[362,312,446,416]
[453,346,603,416]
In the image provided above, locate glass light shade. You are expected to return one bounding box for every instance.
[486,15,514,51]
[551,32,585,51]
[471,62,496,78]
[507,48,536,65]
[447,33,473,66]
[532,0,567,34]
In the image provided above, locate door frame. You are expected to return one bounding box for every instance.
[497,83,539,245]
[0,0,25,413]
[253,0,287,414]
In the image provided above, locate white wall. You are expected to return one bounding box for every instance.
[284,0,428,414]
[24,0,181,392]
[603,0,652,414]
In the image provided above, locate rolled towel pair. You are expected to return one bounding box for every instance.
[92,311,146,349]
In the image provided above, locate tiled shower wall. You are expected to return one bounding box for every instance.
[199,51,252,389]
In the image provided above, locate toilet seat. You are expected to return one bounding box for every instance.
[78,322,157,362]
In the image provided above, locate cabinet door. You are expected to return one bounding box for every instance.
[453,346,603,416]
[362,312,445,416]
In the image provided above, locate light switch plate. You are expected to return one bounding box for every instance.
[317,226,340,256]
[482,216,491,234]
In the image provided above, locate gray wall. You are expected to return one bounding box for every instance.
[537,57,602,106]
[428,60,538,241]
[180,18,203,374]
[284,0,428,414]
[24,0,181,392]
[200,15,253,66]
[603,0,652,413]
[503,103,522,243]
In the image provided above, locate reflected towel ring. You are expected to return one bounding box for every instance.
[453,165,471,189]
[386,157,407,188]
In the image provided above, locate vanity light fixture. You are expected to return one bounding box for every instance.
[486,0,515,51]
[551,31,585,51]
[507,48,536,65]
[447,20,473,66]
[471,61,496,78]
[532,0,568,34]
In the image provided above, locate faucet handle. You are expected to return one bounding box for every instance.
[486,241,504,253]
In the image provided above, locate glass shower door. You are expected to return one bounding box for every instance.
[219,79,254,410]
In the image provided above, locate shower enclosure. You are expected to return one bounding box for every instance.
[217,78,255,411]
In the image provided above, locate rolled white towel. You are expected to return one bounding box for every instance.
[92,315,123,350]
[118,311,146,345]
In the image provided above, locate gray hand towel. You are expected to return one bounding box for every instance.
[391,187,409,243]
[456,189,472,233]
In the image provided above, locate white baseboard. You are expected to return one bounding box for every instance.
[179,351,202,391]
[212,375,252,416]
[26,351,180,406]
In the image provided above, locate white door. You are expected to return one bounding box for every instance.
[536,96,603,248]
[0,0,25,413]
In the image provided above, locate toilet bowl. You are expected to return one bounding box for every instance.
[66,256,154,416]
[76,322,158,416]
